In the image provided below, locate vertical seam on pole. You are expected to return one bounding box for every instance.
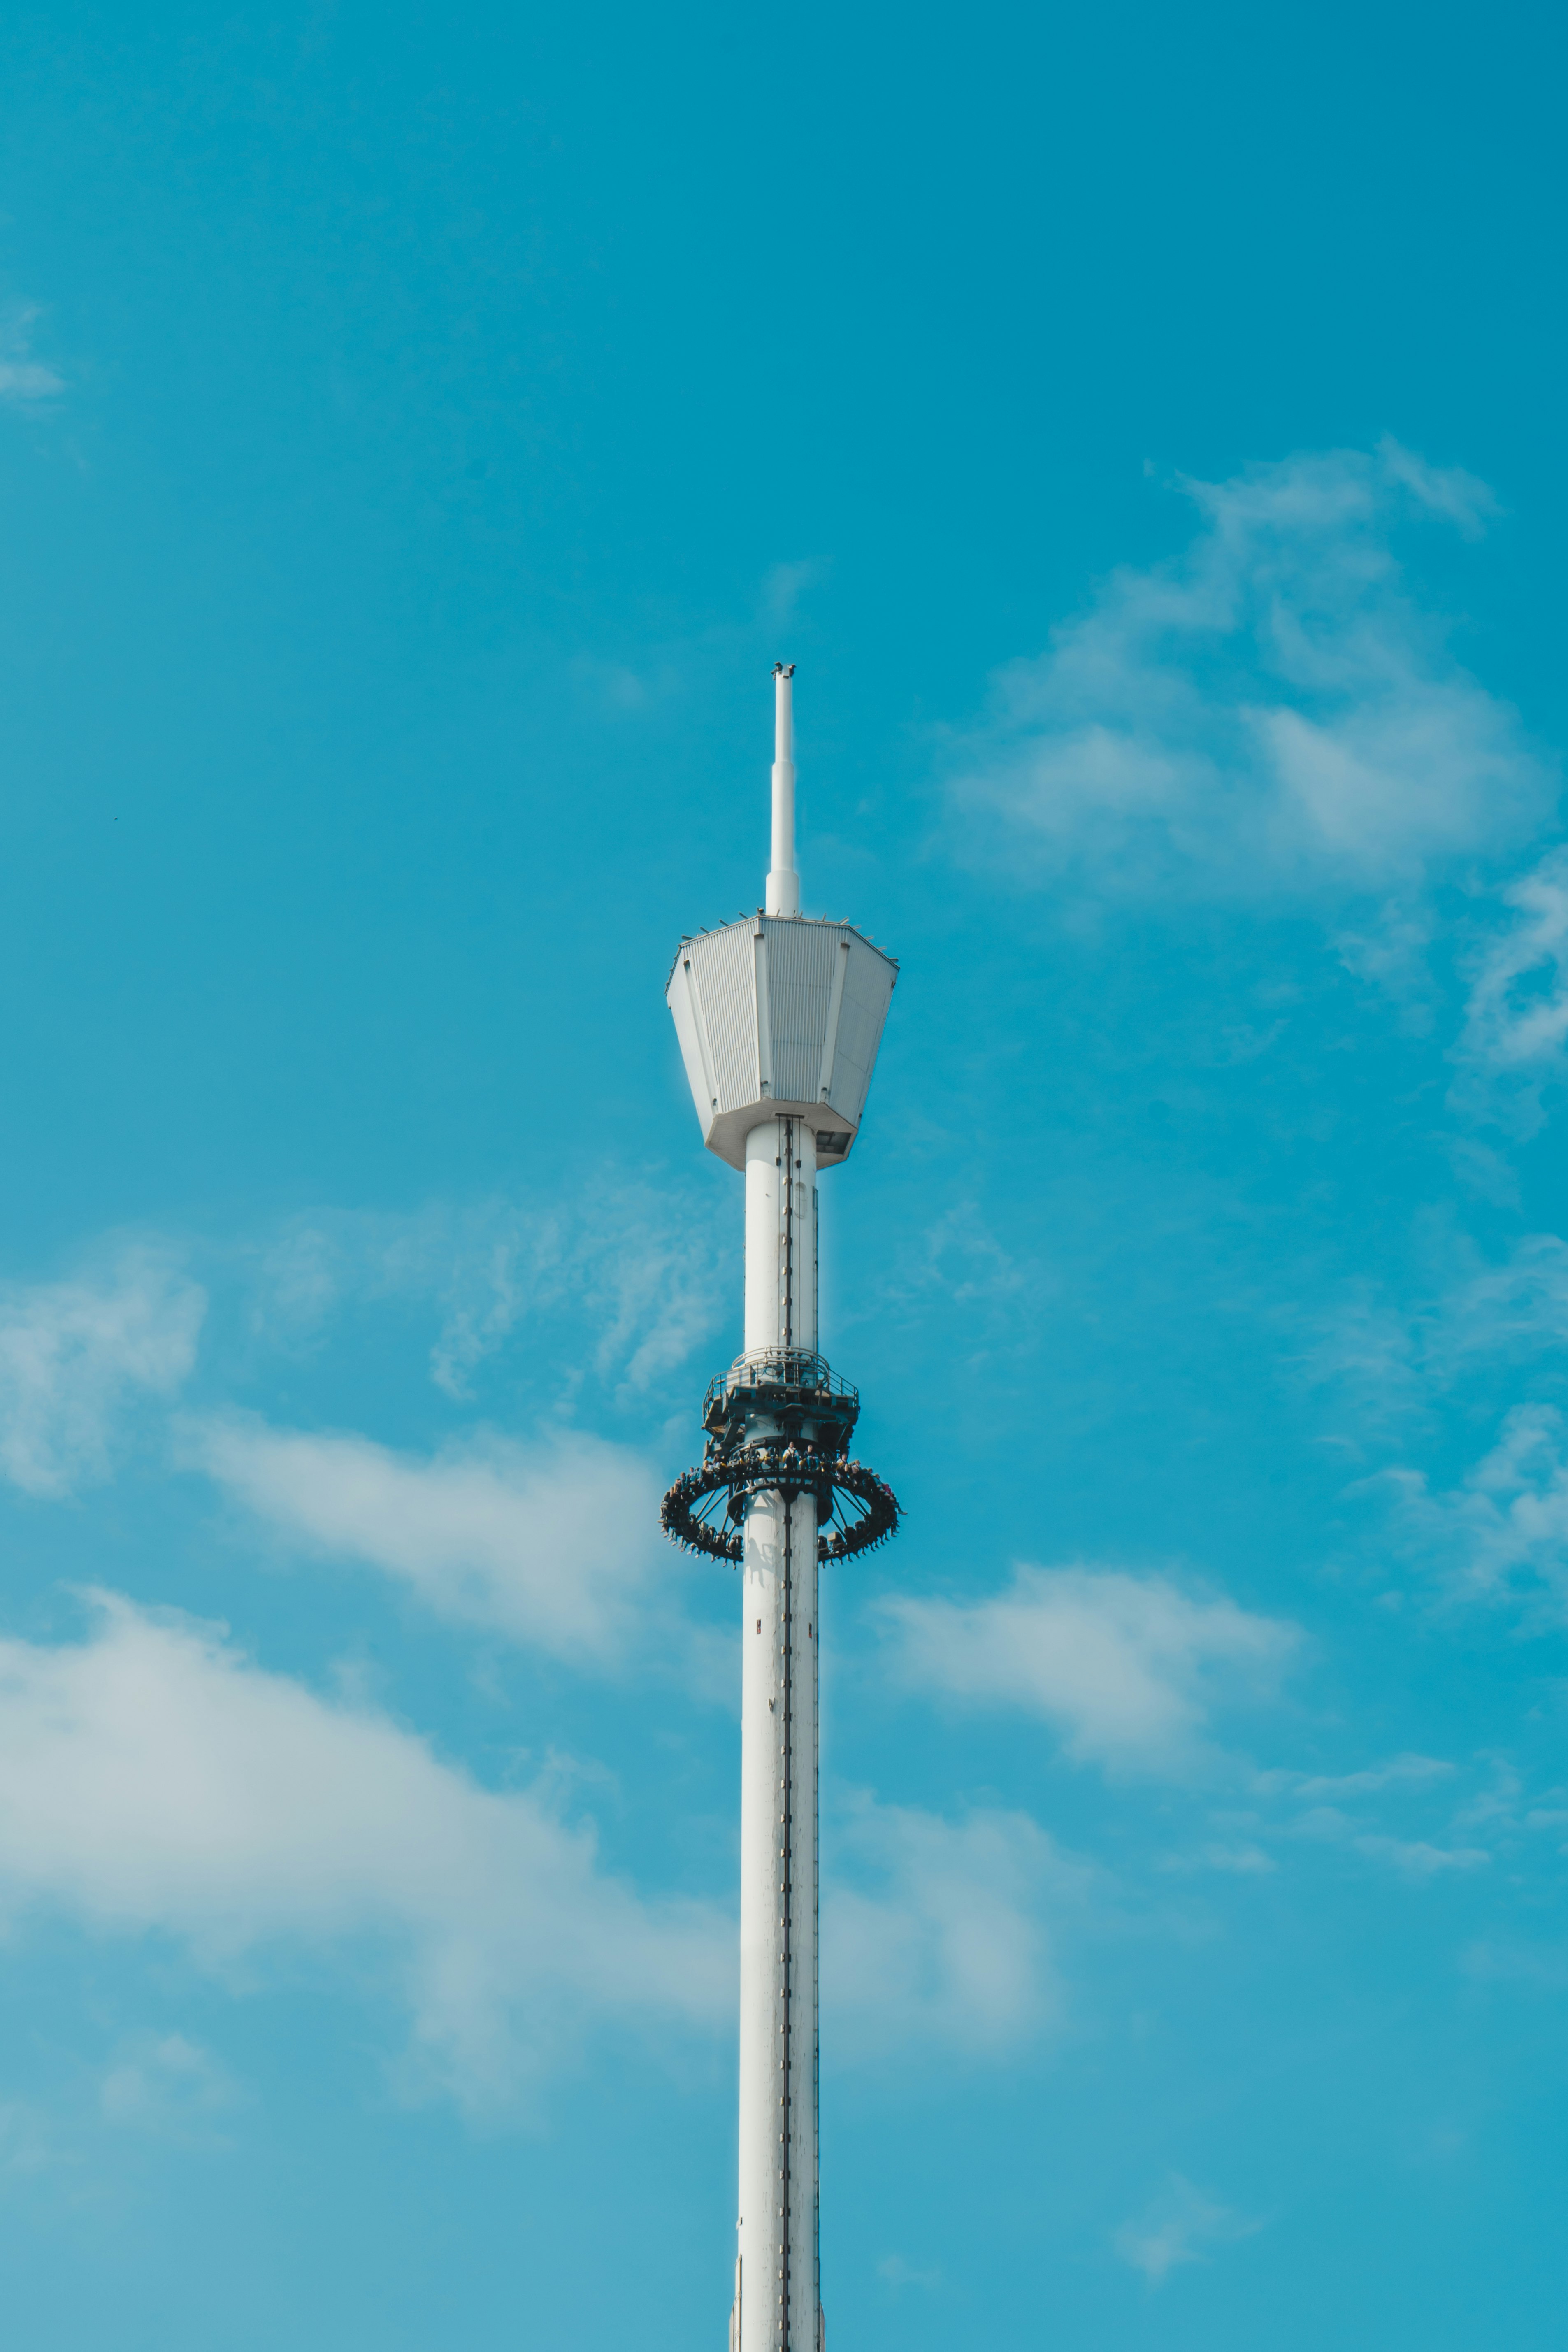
[781,1116,794,1352]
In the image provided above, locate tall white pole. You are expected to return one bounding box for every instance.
[735,658,818,2347]
[664,667,898,2352]
[736,1116,819,2352]
[765,662,799,919]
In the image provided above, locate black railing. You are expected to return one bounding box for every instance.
[702,1349,858,1427]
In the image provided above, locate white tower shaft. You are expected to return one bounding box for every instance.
[734,1116,820,2352]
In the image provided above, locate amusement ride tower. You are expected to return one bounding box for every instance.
[662,667,902,2352]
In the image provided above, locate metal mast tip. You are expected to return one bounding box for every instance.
[765,665,799,918]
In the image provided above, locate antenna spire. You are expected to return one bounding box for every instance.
[765,662,799,917]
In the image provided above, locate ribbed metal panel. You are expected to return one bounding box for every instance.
[762,918,841,1106]
[692,923,760,1111]
[824,937,894,1128]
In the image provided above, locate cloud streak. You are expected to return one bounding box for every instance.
[184,1414,666,1666]
[1454,846,1568,1132]
[0,306,63,404]
[0,1594,729,2108]
[100,2033,238,2137]
[1115,2174,1260,2284]
[252,1179,733,1403]
[0,1251,205,1498]
[825,1793,1082,2059]
[1380,1402,1568,1621]
[0,1596,1092,2103]
[880,1565,1299,1775]
[946,442,1552,904]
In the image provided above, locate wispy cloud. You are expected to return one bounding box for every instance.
[0,1595,729,2109]
[183,1414,666,1667]
[1461,1938,1568,1990]
[824,1793,1083,2059]
[945,442,1552,906]
[0,305,63,404]
[1281,1753,1453,1801]
[876,2252,941,2291]
[0,1251,205,1498]
[1347,1831,1489,1877]
[100,2033,239,2138]
[1291,1807,1490,1878]
[566,559,826,719]
[880,1566,1299,1776]
[1217,1750,1540,1881]
[1454,846,1568,1133]
[1159,1839,1278,1875]
[251,1179,732,1403]
[1299,1285,1429,1436]
[888,1202,1047,1317]
[1439,1232,1568,1364]
[1379,1402,1568,1620]
[1300,1229,1568,1448]
[1114,2173,1260,2284]
[0,2101,56,2179]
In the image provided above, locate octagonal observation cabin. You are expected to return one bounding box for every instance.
[665,912,898,1173]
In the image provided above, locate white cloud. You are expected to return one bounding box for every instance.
[0,2101,55,2178]
[880,1566,1299,1775]
[1462,1938,1568,1990]
[947,443,1552,903]
[824,1794,1078,2059]
[1381,1402,1568,1619]
[0,1595,729,2108]
[1114,2174,1260,2284]
[1351,1833,1489,1878]
[251,1181,731,1402]
[1454,847,1568,1132]
[1333,898,1438,1023]
[1375,439,1498,535]
[1160,1841,1277,1875]
[1239,1751,1522,1878]
[1301,1232,1568,1441]
[1288,1806,1495,1881]
[100,2033,238,2135]
[1290,1807,1489,1876]
[0,306,63,404]
[1298,1285,1427,1434]
[1440,1232,1568,1362]
[1285,1754,1453,1801]
[0,1252,205,1498]
[184,1414,664,1667]
[893,1202,1045,1315]
[876,2253,941,2291]
[760,558,826,627]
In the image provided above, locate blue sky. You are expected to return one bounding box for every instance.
[0,3,1565,2345]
